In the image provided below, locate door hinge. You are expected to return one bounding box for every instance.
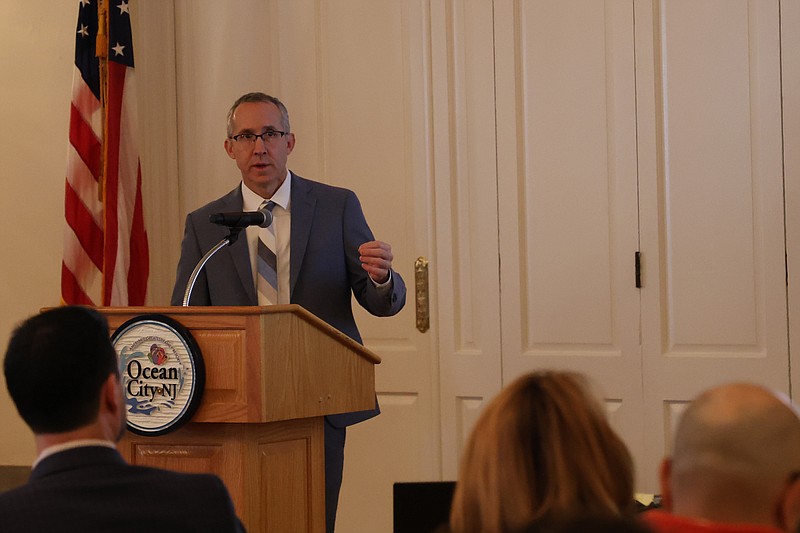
[635,251,642,288]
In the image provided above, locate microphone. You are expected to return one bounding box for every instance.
[209,207,273,228]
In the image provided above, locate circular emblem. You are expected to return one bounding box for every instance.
[111,314,204,436]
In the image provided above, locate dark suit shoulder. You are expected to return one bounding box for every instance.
[0,456,243,533]
[187,186,243,218]
[292,173,358,202]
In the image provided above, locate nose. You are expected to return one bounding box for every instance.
[253,135,268,152]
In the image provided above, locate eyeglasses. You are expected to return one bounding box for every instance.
[229,130,287,145]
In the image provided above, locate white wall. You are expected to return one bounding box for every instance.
[0,0,78,464]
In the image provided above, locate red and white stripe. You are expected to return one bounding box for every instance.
[103,58,148,306]
[62,66,104,305]
[62,48,149,306]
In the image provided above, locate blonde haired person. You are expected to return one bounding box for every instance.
[448,371,635,533]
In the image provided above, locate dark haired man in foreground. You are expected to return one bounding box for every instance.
[0,306,245,533]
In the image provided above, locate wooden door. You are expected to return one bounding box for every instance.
[636,0,789,491]
[493,0,644,484]
[429,0,505,479]
[783,2,800,398]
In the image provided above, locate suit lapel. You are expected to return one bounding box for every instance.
[290,174,316,298]
[220,186,258,305]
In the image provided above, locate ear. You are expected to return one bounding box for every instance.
[224,137,236,159]
[776,474,800,531]
[659,458,674,511]
[285,132,296,155]
[101,373,123,418]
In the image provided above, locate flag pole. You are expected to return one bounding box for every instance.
[96,0,108,201]
[97,0,110,304]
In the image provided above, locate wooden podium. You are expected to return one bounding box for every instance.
[100,305,381,533]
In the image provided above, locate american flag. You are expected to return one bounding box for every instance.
[62,0,149,306]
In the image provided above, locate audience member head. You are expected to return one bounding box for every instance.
[660,383,800,529]
[3,306,124,445]
[449,371,634,533]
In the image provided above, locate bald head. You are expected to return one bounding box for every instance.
[663,383,800,526]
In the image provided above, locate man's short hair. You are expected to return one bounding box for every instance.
[226,92,291,137]
[3,306,119,434]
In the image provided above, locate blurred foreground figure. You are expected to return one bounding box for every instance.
[642,382,800,533]
[448,371,635,533]
[0,306,245,533]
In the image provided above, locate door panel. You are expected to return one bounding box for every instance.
[494,0,644,484]
[638,0,787,491]
[783,1,800,398]
[279,2,440,531]
[430,0,504,478]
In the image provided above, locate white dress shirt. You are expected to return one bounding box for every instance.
[241,174,292,304]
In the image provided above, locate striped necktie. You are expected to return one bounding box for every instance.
[257,200,278,305]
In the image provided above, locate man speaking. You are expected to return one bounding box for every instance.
[171,92,407,532]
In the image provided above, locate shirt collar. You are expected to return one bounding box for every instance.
[33,439,117,469]
[241,170,292,211]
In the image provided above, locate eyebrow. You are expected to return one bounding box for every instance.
[234,126,281,135]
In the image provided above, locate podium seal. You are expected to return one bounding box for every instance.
[111,314,204,436]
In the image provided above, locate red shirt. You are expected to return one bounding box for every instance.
[641,510,784,533]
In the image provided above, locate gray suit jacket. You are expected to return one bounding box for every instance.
[171,173,406,426]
